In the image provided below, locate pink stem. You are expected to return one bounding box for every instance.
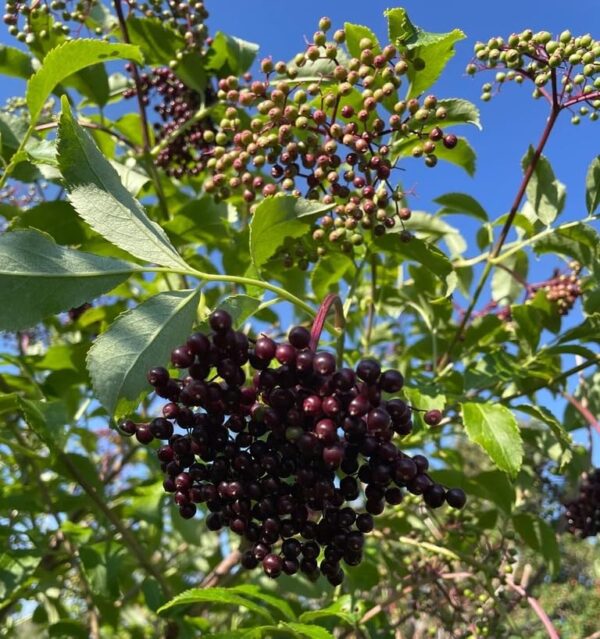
[507,581,560,639]
[309,294,344,351]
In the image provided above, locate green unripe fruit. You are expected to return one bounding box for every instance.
[545,40,560,54]
[466,63,477,75]
[481,92,491,102]
[333,29,345,43]
[313,30,326,47]
[359,37,372,50]
[318,16,331,31]
[571,115,581,125]
[534,30,552,44]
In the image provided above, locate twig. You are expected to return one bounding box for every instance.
[561,391,600,436]
[200,549,242,588]
[439,97,561,369]
[506,581,560,639]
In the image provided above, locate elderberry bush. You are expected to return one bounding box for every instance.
[565,469,600,538]
[121,309,466,585]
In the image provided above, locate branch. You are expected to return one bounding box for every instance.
[439,103,561,369]
[561,391,600,436]
[200,549,242,588]
[506,581,560,639]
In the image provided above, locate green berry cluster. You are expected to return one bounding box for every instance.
[467,29,600,122]
[3,0,103,41]
[202,16,459,265]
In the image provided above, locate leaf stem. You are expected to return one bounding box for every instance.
[309,293,345,351]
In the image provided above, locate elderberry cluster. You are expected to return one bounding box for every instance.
[565,469,600,537]
[537,262,582,315]
[120,309,466,585]
[4,0,104,42]
[204,16,458,252]
[467,29,600,123]
[125,0,209,53]
[124,66,216,177]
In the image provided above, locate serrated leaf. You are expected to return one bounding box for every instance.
[27,39,143,123]
[512,513,560,575]
[461,402,523,477]
[522,148,565,225]
[386,9,465,98]
[513,404,572,467]
[298,595,356,625]
[375,233,456,297]
[57,98,186,269]
[534,222,599,267]
[433,137,476,176]
[250,196,334,272]
[0,229,136,331]
[87,289,200,416]
[280,623,334,639]
[0,45,34,79]
[344,23,381,58]
[434,192,488,221]
[229,585,296,621]
[207,31,259,76]
[404,211,466,257]
[157,587,274,622]
[585,155,600,215]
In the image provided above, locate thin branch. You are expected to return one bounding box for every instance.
[561,391,600,436]
[439,102,561,370]
[200,549,242,588]
[506,581,560,639]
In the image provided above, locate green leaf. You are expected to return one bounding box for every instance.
[403,211,466,257]
[511,304,542,351]
[310,253,354,300]
[344,23,381,58]
[11,200,89,246]
[250,196,334,272]
[27,39,143,123]
[0,45,34,79]
[392,136,475,176]
[522,149,565,225]
[386,8,465,98]
[491,251,527,303]
[57,98,186,269]
[512,513,560,575]
[157,587,274,622]
[461,402,523,477]
[375,233,456,297]
[87,289,200,416]
[433,98,481,130]
[403,387,445,431]
[513,404,572,467]
[279,622,334,639]
[229,585,296,621]
[434,192,488,221]
[204,295,262,327]
[126,17,206,93]
[534,222,599,267]
[299,596,356,625]
[433,137,476,176]
[585,156,600,215]
[206,31,259,76]
[0,229,136,331]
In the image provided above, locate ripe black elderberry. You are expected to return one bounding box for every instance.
[120,308,466,584]
[564,469,600,538]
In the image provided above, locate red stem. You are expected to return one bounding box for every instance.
[507,581,560,639]
[309,294,344,351]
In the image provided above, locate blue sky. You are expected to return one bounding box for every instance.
[0,1,599,461]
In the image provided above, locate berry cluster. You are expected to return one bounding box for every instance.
[203,17,458,253]
[124,66,215,177]
[565,469,600,537]
[125,0,209,53]
[536,262,582,315]
[467,29,600,123]
[4,0,102,42]
[120,309,466,585]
